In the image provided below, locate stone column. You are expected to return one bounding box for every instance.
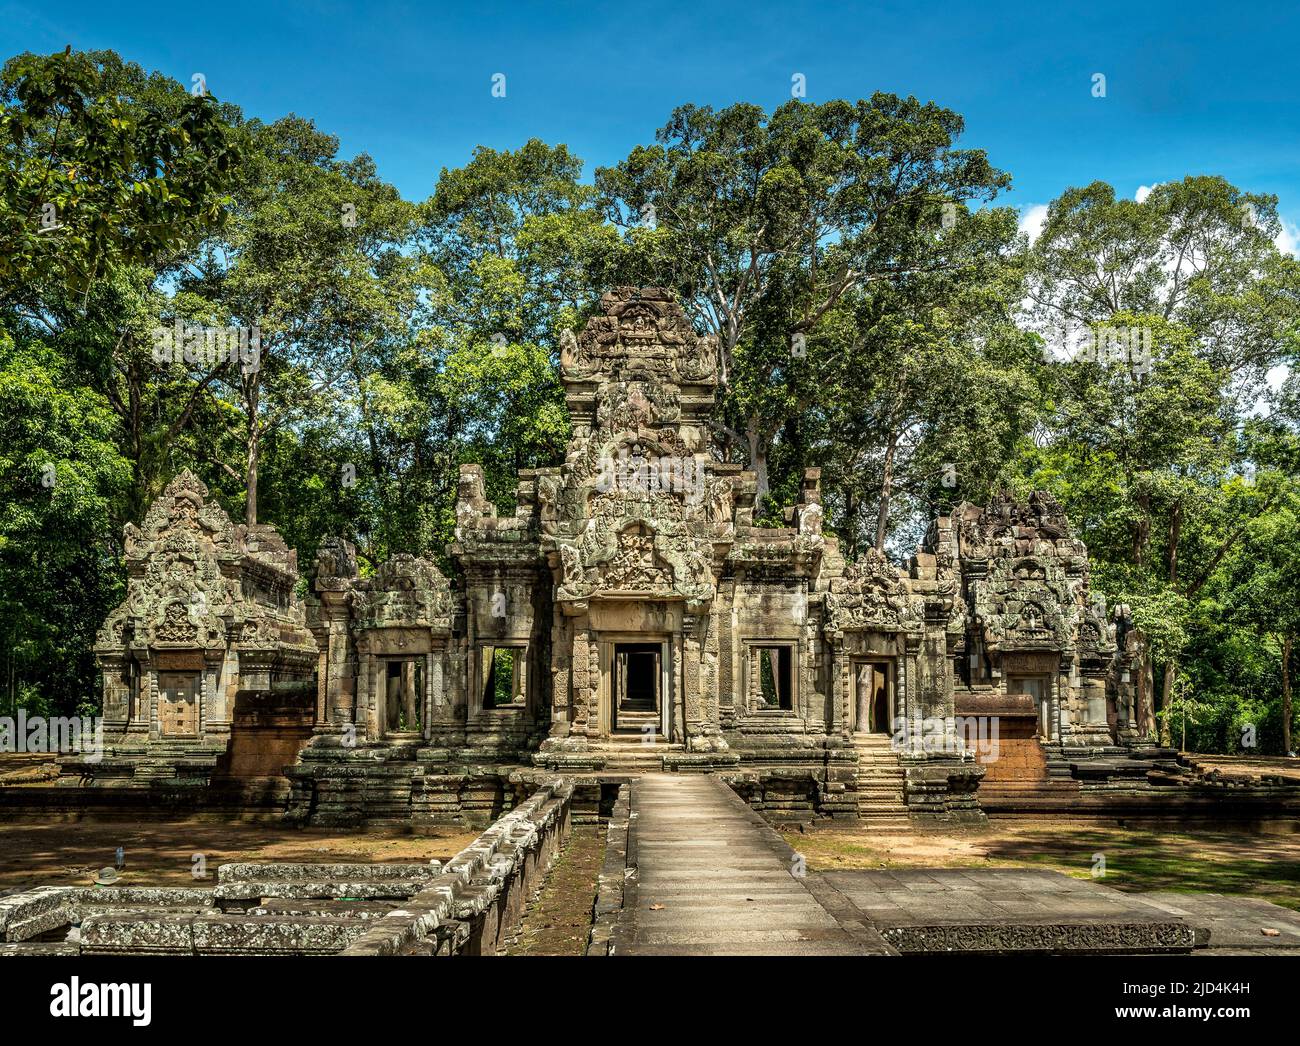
[901,638,922,754]
[682,613,702,746]
[548,613,570,738]
[572,622,594,737]
[98,654,129,732]
[1052,657,1069,742]
[827,635,845,734]
[423,651,435,738]
[134,654,154,738]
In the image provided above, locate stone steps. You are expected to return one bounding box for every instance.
[853,733,910,821]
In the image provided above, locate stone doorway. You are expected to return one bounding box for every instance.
[1008,675,1052,737]
[158,670,200,737]
[853,660,893,735]
[611,642,661,734]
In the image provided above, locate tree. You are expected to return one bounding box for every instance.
[184,116,429,530]
[416,141,614,522]
[0,333,129,715]
[1021,177,1300,740]
[596,95,1012,510]
[0,48,239,306]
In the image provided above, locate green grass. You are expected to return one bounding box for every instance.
[783,822,1300,911]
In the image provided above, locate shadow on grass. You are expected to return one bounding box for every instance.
[979,826,1300,911]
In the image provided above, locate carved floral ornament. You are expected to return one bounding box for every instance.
[825,549,922,633]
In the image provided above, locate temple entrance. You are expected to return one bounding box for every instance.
[611,642,661,734]
[853,660,893,735]
[1009,675,1052,737]
[158,670,200,737]
[384,658,424,732]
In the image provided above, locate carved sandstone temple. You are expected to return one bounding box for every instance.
[80,288,1153,825]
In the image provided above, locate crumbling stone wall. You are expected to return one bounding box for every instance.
[0,777,573,956]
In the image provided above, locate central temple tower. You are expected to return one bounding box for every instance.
[534,287,737,764]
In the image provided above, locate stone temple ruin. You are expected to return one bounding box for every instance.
[64,287,1291,827]
[9,286,1300,960]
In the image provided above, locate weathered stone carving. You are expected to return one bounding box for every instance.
[561,287,716,384]
[826,549,922,634]
[89,292,1145,827]
[85,471,316,784]
[348,554,454,630]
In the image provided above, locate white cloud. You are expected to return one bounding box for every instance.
[1135,183,1162,203]
[1018,203,1049,242]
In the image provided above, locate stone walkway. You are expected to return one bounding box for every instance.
[611,774,891,955]
[603,773,1300,957]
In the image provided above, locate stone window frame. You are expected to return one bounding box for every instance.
[474,641,529,715]
[378,655,427,736]
[742,638,799,715]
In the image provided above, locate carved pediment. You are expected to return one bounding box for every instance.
[561,287,716,383]
[826,549,921,633]
[349,554,454,631]
[556,520,714,607]
[98,470,315,659]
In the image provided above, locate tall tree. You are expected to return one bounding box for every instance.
[184,116,428,529]
[0,48,238,307]
[1022,177,1300,740]
[596,95,1012,509]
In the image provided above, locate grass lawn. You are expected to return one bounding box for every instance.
[781,819,1300,912]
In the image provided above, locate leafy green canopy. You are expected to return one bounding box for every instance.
[3,52,1300,754]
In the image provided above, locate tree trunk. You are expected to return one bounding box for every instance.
[244,373,260,527]
[1159,663,1176,747]
[1157,498,1183,747]
[874,436,898,551]
[1134,491,1151,568]
[844,488,857,560]
[1284,633,1294,755]
[1134,630,1156,738]
[745,421,769,512]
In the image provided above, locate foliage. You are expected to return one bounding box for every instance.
[5,51,1300,754]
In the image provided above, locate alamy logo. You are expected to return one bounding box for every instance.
[891,715,1001,764]
[0,711,103,762]
[152,319,261,372]
[49,977,151,1026]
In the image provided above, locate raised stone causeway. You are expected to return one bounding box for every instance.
[600,774,892,955]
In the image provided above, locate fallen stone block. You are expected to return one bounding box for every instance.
[81,912,197,955]
[0,887,73,943]
[192,914,369,955]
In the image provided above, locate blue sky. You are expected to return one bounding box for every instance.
[4,0,1298,246]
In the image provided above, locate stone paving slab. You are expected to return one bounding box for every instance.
[612,775,893,956]
[1133,891,1300,953]
[823,869,1200,953]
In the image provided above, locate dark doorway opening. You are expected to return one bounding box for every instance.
[612,642,660,732]
[854,661,893,735]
